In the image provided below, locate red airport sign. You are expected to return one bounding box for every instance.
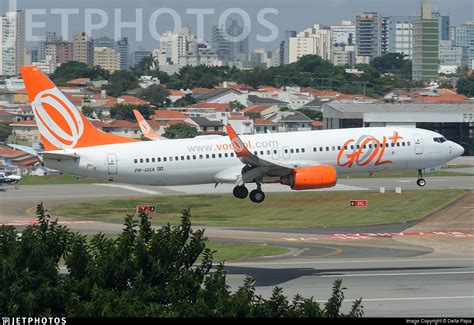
[350,200,367,208]
[136,204,156,214]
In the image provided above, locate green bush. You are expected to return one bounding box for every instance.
[0,203,363,317]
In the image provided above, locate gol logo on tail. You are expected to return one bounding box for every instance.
[138,120,151,134]
[32,87,84,150]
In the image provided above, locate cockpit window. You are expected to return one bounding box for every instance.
[433,137,447,143]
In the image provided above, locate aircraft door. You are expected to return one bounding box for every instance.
[107,153,118,175]
[414,134,423,155]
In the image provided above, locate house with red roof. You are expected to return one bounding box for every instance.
[253,118,279,134]
[240,105,279,118]
[168,90,186,103]
[154,110,188,122]
[0,145,39,174]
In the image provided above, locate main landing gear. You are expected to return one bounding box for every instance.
[417,169,426,187]
[233,184,265,203]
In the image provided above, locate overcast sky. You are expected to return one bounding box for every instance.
[1,0,473,51]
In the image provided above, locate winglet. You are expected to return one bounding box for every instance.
[133,109,159,140]
[225,124,251,158]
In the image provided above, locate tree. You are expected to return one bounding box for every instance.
[174,94,197,107]
[456,75,474,97]
[109,104,155,122]
[105,70,139,97]
[0,122,12,142]
[0,204,364,317]
[137,84,170,107]
[81,106,94,118]
[230,100,245,111]
[162,123,198,139]
[50,61,110,85]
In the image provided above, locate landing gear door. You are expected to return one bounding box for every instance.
[414,134,423,155]
[107,153,118,175]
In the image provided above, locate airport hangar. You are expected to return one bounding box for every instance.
[322,103,474,155]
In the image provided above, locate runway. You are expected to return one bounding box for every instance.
[0,176,473,317]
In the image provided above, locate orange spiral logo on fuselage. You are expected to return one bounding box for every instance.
[32,88,84,150]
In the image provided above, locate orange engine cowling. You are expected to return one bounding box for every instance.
[280,165,337,190]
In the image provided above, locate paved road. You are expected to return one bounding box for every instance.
[0,178,472,317]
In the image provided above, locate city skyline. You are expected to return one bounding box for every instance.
[1,0,472,52]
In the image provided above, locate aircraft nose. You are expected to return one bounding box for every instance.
[451,142,464,157]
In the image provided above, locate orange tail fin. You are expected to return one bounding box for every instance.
[133,109,159,140]
[21,66,139,151]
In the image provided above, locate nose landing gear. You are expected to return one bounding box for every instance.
[417,169,426,187]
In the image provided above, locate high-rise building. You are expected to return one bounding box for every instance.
[288,24,331,63]
[385,15,418,59]
[438,40,463,67]
[451,22,474,68]
[94,47,120,73]
[282,31,297,65]
[380,17,390,55]
[132,50,151,67]
[0,10,25,76]
[212,19,249,67]
[39,32,73,65]
[432,11,450,41]
[330,21,356,66]
[160,27,194,65]
[115,37,130,70]
[250,49,273,68]
[412,1,439,81]
[73,32,94,66]
[356,12,381,61]
[94,36,114,49]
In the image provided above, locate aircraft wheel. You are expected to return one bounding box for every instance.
[249,189,265,204]
[233,185,248,199]
[416,178,426,187]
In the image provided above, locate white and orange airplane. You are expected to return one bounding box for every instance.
[21,66,464,203]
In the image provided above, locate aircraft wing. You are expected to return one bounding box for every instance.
[8,144,40,156]
[225,125,324,184]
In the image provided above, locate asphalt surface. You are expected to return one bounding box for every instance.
[0,176,473,317]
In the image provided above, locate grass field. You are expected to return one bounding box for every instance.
[206,242,288,262]
[52,189,465,228]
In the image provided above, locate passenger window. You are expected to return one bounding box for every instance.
[363,145,366,149]
[344,146,347,150]
[163,157,167,162]
[260,151,264,155]
[169,157,173,162]
[157,158,161,162]
[386,143,389,148]
[313,147,317,152]
[193,155,196,160]
[337,146,341,150]
[407,142,411,146]
[175,156,179,161]
[302,148,305,153]
[151,158,155,162]
[357,145,360,149]
[273,150,277,154]
[326,147,329,151]
[212,154,216,158]
[218,153,222,158]
[146,158,149,163]
[224,153,228,158]
[254,151,258,155]
[187,156,190,160]
[391,143,394,147]
[140,159,143,163]
[331,146,335,151]
[397,143,400,147]
[231,153,234,157]
[320,147,323,152]
[285,149,289,154]
[350,145,354,150]
[402,142,405,146]
[290,149,294,154]
[267,150,271,155]
[199,155,203,159]
[368,144,372,149]
[295,149,299,153]
[134,159,137,164]
[206,154,209,159]
[181,156,185,160]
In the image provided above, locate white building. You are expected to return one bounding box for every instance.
[289,24,331,63]
[439,40,463,68]
[93,47,120,73]
[0,11,25,76]
[159,26,194,65]
[330,21,356,66]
